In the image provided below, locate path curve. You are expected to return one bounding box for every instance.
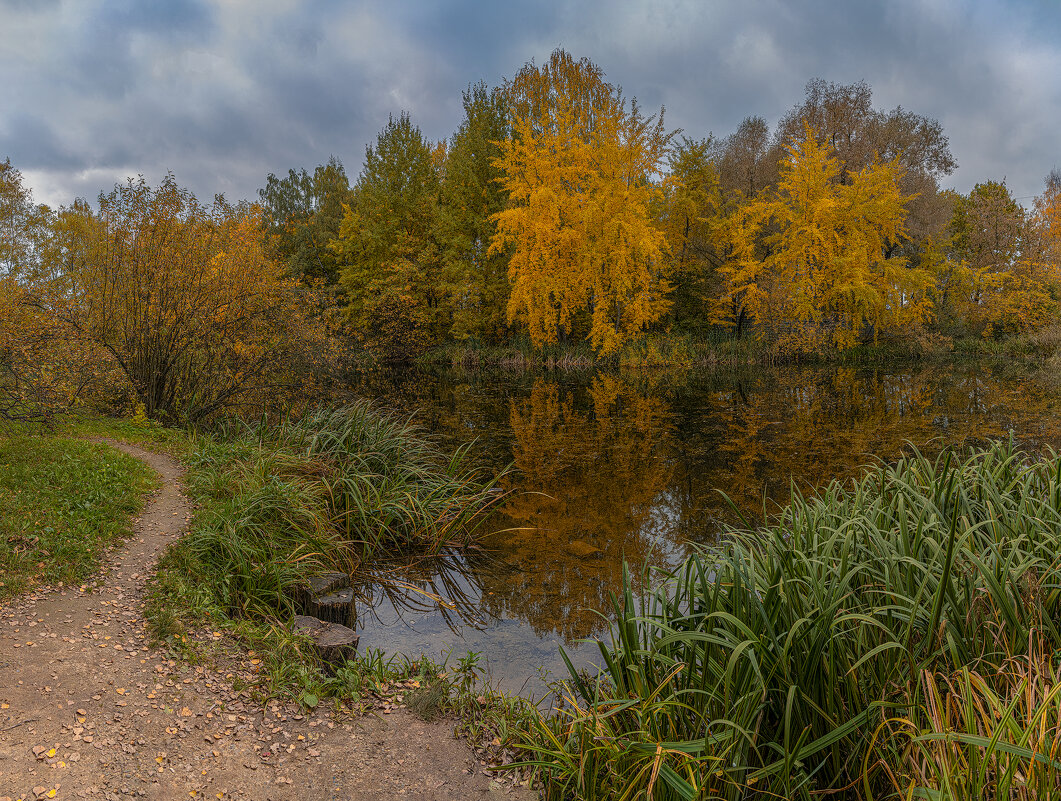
[1,440,529,800]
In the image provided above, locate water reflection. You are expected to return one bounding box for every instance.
[485,375,683,641]
[354,549,495,630]
[347,363,1061,689]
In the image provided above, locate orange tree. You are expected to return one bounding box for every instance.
[0,160,101,423]
[715,126,929,353]
[43,176,338,423]
[490,49,676,355]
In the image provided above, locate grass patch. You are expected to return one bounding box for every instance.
[59,412,194,458]
[521,440,1061,800]
[0,437,157,600]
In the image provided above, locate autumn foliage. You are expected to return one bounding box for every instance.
[491,50,675,355]
[717,127,928,352]
[1,159,105,423]
[4,56,1061,416]
[2,169,339,424]
[295,61,1061,360]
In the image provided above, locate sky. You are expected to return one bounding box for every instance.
[1,0,1059,209]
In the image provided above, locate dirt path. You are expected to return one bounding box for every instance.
[0,441,533,801]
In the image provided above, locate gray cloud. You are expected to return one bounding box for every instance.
[1,0,1058,208]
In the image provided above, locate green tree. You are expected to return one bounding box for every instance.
[659,136,724,329]
[258,157,350,285]
[437,82,512,343]
[0,158,44,280]
[333,113,445,359]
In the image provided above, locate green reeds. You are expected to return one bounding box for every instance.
[523,441,1061,800]
[180,400,506,618]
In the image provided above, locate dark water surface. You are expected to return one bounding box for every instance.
[345,363,1061,694]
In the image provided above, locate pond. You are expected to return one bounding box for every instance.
[344,362,1061,695]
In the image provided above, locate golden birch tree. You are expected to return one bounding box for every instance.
[490,49,676,355]
[716,126,928,352]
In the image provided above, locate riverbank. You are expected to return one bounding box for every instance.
[2,409,541,783]
[8,381,1061,798]
[522,440,1061,799]
[415,326,1061,370]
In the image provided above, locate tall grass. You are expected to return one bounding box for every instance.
[888,648,1061,799]
[523,441,1061,800]
[176,400,505,619]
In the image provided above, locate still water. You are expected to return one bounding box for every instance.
[345,363,1061,694]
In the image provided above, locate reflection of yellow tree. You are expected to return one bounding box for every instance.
[346,365,1061,656]
[483,375,676,640]
[700,366,1061,525]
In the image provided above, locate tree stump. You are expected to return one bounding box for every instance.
[293,615,359,668]
[293,571,350,607]
[305,587,356,626]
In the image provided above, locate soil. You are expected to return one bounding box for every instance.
[0,441,536,801]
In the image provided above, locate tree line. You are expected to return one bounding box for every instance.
[3,48,1060,422]
[259,50,1061,357]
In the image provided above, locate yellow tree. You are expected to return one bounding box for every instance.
[490,49,676,355]
[934,179,1060,336]
[45,176,338,422]
[0,160,104,423]
[1037,173,1061,272]
[716,126,929,352]
[1006,177,1061,331]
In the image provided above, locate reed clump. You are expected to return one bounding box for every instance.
[179,400,505,619]
[524,440,1061,800]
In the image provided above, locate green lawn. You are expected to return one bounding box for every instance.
[0,437,158,600]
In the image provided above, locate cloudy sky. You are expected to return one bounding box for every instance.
[2,0,1059,209]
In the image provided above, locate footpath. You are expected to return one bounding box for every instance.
[0,441,530,800]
